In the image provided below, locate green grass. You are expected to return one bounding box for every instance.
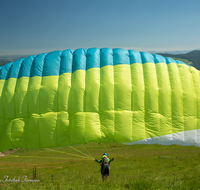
[1,143,200,189]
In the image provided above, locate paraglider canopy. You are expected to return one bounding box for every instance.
[0,48,199,152]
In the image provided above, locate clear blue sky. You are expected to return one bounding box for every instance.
[0,0,200,55]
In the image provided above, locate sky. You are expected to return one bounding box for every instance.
[0,0,200,56]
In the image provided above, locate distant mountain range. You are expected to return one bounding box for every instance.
[1,50,200,70]
[150,49,200,55]
[0,55,27,66]
[157,50,200,70]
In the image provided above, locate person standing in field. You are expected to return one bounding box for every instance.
[95,153,114,181]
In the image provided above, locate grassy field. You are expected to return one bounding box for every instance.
[1,143,200,190]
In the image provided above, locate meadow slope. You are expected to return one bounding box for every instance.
[0,143,200,189]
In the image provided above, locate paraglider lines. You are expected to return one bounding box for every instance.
[0,155,81,160]
[81,144,94,159]
[44,148,93,160]
[68,145,94,160]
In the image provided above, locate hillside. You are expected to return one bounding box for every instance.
[157,50,200,70]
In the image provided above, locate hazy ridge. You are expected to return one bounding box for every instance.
[157,50,200,70]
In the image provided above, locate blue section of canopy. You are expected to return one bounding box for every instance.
[0,48,191,80]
